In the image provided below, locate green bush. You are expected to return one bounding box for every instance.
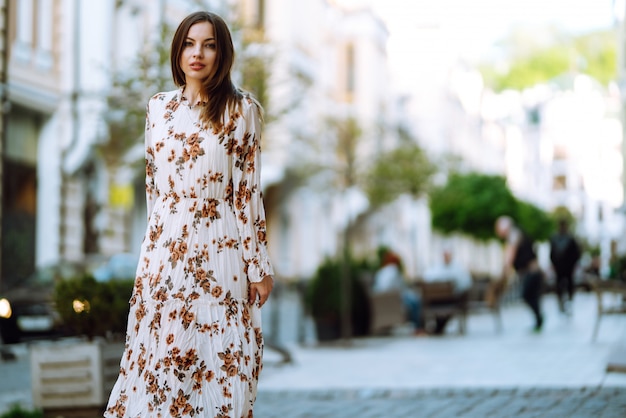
[304,256,373,339]
[54,275,135,340]
[0,404,43,418]
[609,254,626,281]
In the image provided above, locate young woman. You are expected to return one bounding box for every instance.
[105,11,274,417]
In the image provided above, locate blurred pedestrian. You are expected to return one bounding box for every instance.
[373,250,425,335]
[422,248,472,334]
[105,11,274,417]
[549,219,581,314]
[495,216,544,332]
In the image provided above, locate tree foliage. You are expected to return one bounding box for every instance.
[429,172,554,241]
[430,173,518,240]
[481,30,616,91]
[484,46,570,91]
[573,32,617,86]
[239,29,270,113]
[100,21,173,174]
[516,200,555,242]
[365,142,436,207]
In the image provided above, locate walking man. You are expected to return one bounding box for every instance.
[549,219,581,314]
[495,216,544,332]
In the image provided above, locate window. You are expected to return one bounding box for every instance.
[255,0,265,30]
[553,175,566,190]
[553,145,567,160]
[346,43,355,96]
[14,0,34,62]
[35,0,54,70]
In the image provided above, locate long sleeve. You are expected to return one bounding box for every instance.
[145,98,157,220]
[232,99,274,283]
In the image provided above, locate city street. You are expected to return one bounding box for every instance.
[1,290,625,417]
[2,1,625,417]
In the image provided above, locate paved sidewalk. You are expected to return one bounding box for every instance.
[259,292,626,391]
[254,291,626,417]
[0,292,625,417]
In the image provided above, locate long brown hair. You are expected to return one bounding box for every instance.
[171,11,243,130]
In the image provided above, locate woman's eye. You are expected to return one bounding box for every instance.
[206,43,216,49]
[184,41,193,47]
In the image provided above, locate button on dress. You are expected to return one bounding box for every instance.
[105,88,274,418]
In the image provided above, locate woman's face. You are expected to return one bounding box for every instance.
[180,21,217,85]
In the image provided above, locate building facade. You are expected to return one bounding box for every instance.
[6,0,620,288]
[1,0,405,285]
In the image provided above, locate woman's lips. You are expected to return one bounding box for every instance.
[190,63,205,70]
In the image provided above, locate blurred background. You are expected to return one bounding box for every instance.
[0,0,625,341]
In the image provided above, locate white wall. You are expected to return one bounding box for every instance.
[35,114,62,267]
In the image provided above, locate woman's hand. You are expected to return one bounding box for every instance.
[249,275,274,307]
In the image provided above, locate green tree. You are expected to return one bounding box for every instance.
[328,116,361,341]
[365,141,436,208]
[485,46,571,91]
[307,117,435,341]
[550,205,576,230]
[516,200,555,241]
[574,31,617,85]
[332,116,361,189]
[430,173,518,240]
[100,20,173,175]
[239,28,270,113]
[481,29,616,91]
[429,172,554,241]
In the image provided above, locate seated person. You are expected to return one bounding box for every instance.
[422,249,472,335]
[373,250,425,335]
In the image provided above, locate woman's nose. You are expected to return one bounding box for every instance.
[192,45,203,58]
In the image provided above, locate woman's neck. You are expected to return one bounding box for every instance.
[182,81,206,105]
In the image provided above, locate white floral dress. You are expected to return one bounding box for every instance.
[105,88,273,418]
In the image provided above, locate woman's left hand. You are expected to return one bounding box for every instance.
[249,275,274,307]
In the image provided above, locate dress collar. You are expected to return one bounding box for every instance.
[178,86,207,108]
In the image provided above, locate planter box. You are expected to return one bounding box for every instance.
[30,338,124,409]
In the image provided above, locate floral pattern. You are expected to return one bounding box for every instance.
[105,88,273,418]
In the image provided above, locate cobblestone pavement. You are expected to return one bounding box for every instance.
[1,291,625,417]
[255,387,626,418]
[252,289,626,417]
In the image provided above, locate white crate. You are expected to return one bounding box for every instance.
[30,339,124,408]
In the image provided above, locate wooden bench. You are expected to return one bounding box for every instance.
[366,275,507,336]
[368,289,406,335]
[415,280,468,335]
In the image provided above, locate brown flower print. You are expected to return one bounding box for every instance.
[165,99,180,112]
[211,285,223,299]
[195,268,213,294]
[179,306,195,330]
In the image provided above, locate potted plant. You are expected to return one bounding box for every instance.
[304,256,372,342]
[53,274,133,340]
[0,404,43,418]
[29,274,134,411]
